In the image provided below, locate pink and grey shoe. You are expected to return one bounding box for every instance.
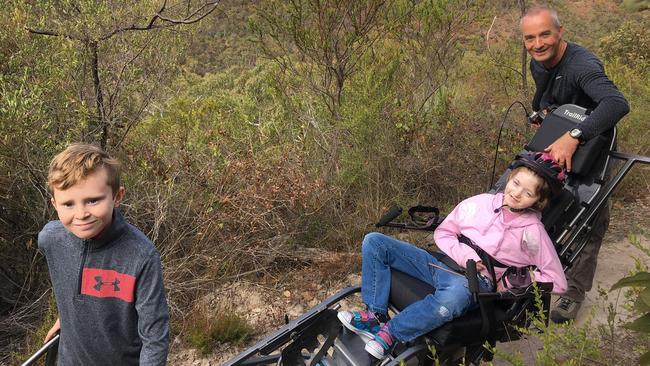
[364,323,394,359]
[337,310,383,342]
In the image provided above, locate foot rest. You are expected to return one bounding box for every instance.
[333,327,376,366]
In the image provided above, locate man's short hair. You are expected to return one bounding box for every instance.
[47,143,121,195]
[521,5,562,29]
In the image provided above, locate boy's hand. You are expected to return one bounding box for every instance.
[44,318,61,343]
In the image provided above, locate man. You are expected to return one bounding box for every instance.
[520,6,629,323]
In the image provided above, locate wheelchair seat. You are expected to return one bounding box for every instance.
[388,269,545,350]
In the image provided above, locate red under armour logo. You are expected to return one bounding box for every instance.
[94,276,120,291]
[81,268,135,302]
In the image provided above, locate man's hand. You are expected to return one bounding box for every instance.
[44,318,60,343]
[544,131,579,172]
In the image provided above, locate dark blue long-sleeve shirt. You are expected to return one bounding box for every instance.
[530,42,629,140]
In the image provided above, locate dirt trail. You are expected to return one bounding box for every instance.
[579,236,649,326]
[578,198,650,326]
[170,198,650,365]
[494,232,650,365]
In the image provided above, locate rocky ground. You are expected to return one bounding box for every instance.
[168,250,365,365]
[169,196,650,365]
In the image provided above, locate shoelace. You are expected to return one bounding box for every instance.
[374,324,393,350]
[557,297,574,311]
[354,311,378,329]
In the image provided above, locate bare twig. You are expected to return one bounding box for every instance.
[486,15,497,51]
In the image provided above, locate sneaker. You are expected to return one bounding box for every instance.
[364,323,394,359]
[550,296,581,323]
[337,310,382,342]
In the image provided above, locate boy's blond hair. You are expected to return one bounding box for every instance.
[47,143,121,195]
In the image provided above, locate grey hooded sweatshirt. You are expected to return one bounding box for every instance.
[38,210,169,365]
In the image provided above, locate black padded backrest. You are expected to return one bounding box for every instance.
[542,128,616,238]
[541,189,579,242]
[521,105,617,240]
[526,104,609,176]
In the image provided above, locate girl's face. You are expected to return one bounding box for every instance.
[503,169,541,210]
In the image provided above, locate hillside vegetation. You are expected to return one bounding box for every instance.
[0,0,648,363]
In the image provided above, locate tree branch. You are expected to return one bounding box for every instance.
[27,1,219,42]
[519,0,528,99]
[155,0,220,24]
[99,1,219,40]
[25,27,73,39]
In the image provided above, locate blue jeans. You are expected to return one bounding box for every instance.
[360,232,493,342]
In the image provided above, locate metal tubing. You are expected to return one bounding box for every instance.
[21,334,59,366]
[224,286,361,366]
[559,152,650,262]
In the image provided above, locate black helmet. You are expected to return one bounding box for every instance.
[509,151,567,196]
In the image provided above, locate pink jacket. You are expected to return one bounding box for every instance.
[433,193,567,294]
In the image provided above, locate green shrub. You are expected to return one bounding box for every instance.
[600,20,650,74]
[610,229,650,365]
[598,21,650,198]
[620,0,650,12]
[185,308,252,355]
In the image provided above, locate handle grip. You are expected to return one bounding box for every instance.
[376,207,403,227]
[465,259,479,301]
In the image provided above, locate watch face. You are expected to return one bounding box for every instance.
[570,128,582,138]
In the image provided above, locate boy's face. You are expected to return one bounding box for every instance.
[51,167,125,240]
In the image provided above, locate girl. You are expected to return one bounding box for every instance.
[338,152,568,359]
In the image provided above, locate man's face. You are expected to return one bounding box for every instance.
[51,167,125,240]
[521,10,564,67]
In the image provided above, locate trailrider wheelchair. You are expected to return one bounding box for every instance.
[22,104,649,366]
[222,104,650,366]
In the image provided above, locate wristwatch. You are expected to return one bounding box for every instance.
[569,128,583,141]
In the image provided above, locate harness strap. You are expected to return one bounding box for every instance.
[431,234,536,289]
[427,236,503,281]
[458,234,500,284]
[458,234,536,287]
[428,250,466,274]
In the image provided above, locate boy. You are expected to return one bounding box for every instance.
[39,143,169,365]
